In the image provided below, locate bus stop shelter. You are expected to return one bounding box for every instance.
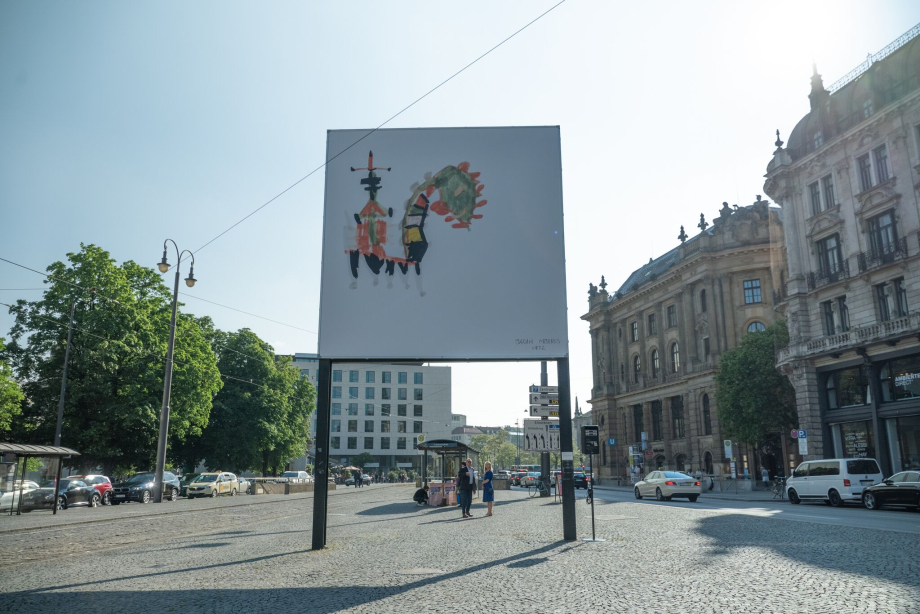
[417,439,479,507]
[1,443,81,516]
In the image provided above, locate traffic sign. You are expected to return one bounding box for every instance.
[523,419,560,452]
[607,437,616,446]
[529,393,559,405]
[529,406,559,417]
[530,385,559,394]
[790,429,798,439]
[798,429,806,439]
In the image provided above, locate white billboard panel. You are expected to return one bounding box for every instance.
[318,127,568,360]
[524,419,561,452]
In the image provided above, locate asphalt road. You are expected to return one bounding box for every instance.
[574,486,920,535]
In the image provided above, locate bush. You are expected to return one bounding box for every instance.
[387,470,398,482]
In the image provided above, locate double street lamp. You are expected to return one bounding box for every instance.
[152,239,197,503]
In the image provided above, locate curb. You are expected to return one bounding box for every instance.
[593,484,784,504]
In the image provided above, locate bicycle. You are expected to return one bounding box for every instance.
[528,480,550,498]
[771,477,786,500]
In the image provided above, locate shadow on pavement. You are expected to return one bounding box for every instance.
[6,541,578,613]
[693,511,920,588]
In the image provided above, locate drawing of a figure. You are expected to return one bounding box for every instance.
[344,152,486,295]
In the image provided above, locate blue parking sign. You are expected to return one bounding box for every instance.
[798,429,806,439]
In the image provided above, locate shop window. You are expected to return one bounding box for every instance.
[702,394,712,435]
[671,396,685,439]
[826,367,871,409]
[834,421,875,458]
[892,416,920,471]
[632,404,644,440]
[880,355,920,402]
[651,401,663,441]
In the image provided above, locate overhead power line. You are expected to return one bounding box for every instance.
[186,0,568,257]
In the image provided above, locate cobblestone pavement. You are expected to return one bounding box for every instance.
[2,485,918,613]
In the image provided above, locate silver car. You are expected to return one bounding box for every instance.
[634,471,701,502]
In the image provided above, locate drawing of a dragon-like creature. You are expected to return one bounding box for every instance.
[346,151,487,294]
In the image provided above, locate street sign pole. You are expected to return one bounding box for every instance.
[557,358,576,541]
[540,362,550,497]
[311,359,332,550]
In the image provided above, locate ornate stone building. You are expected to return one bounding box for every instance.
[583,199,785,481]
[764,26,920,476]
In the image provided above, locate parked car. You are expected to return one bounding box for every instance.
[179,474,201,497]
[862,471,920,510]
[71,475,113,505]
[494,470,511,480]
[21,478,101,511]
[0,480,39,512]
[111,472,181,504]
[520,472,542,487]
[237,476,250,494]
[280,471,313,483]
[573,472,593,489]
[186,472,239,498]
[634,471,701,502]
[785,458,883,507]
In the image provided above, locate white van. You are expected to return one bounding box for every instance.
[786,458,883,507]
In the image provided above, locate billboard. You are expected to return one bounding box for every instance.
[318,127,568,360]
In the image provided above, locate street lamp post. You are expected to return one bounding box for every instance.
[54,299,79,447]
[153,239,197,503]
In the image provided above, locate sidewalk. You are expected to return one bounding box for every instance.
[594,482,783,502]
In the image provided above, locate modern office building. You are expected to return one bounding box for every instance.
[764,25,920,475]
[288,360,452,471]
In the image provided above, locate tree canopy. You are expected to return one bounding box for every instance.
[4,244,222,474]
[176,328,315,475]
[0,337,24,436]
[715,321,798,446]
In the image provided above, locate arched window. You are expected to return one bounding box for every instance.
[650,349,660,377]
[700,289,707,313]
[633,355,641,383]
[702,394,712,435]
[670,342,680,373]
[748,321,766,333]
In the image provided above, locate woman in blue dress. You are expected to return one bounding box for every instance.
[482,461,494,516]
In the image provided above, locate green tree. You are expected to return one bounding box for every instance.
[715,321,797,449]
[187,329,314,476]
[494,442,517,470]
[5,245,222,474]
[351,452,375,468]
[0,337,24,437]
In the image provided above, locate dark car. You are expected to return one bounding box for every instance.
[179,473,201,497]
[862,471,920,510]
[20,478,101,512]
[110,472,180,504]
[72,475,113,505]
[512,471,527,486]
[573,472,592,489]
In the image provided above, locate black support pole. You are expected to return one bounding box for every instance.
[311,358,333,550]
[540,361,550,496]
[557,357,576,541]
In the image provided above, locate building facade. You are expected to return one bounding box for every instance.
[583,199,785,480]
[288,359,452,471]
[764,28,920,476]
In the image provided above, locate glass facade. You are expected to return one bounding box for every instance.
[887,416,920,471]
[880,355,920,402]
[831,420,875,459]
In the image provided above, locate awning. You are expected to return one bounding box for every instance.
[0,443,81,457]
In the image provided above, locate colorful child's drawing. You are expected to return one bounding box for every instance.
[346,151,487,295]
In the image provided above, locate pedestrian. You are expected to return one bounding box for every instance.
[482,461,494,517]
[457,457,474,518]
[761,467,770,489]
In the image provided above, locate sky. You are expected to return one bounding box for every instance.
[3,1,920,430]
